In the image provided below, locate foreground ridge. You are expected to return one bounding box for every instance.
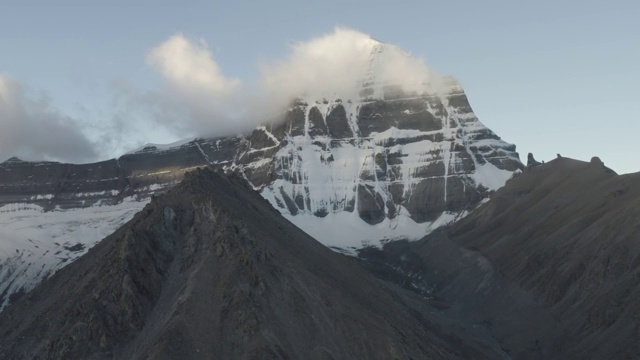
[0,168,501,359]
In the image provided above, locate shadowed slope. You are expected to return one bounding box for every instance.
[447,157,640,359]
[359,157,640,359]
[0,168,495,359]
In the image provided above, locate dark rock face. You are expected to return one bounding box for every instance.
[360,158,640,359]
[357,184,385,224]
[248,128,277,150]
[325,104,353,138]
[358,99,441,136]
[0,169,496,359]
[527,152,542,168]
[307,106,327,137]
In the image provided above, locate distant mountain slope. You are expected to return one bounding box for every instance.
[0,168,501,360]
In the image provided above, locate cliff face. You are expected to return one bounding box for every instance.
[249,78,521,248]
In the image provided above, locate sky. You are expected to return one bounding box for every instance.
[0,0,638,173]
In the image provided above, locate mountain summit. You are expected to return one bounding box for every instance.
[250,56,522,248]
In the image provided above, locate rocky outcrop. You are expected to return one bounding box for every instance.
[527,152,542,168]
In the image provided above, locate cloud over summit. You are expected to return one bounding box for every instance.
[147,35,241,99]
[0,28,441,163]
[142,34,249,138]
[259,28,380,101]
[259,28,437,104]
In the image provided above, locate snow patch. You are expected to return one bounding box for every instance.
[472,162,516,191]
[0,198,147,311]
[282,209,465,255]
[125,137,195,155]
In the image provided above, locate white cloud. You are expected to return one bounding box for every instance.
[0,74,98,163]
[0,29,445,163]
[147,34,241,99]
[144,34,247,137]
[142,28,443,141]
[258,27,439,109]
[135,28,445,143]
[260,28,378,101]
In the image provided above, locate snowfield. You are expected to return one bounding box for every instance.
[0,198,147,310]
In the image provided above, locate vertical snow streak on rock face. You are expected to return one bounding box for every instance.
[251,80,522,246]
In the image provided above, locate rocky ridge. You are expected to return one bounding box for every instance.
[0,168,504,359]
[359,157,640,359]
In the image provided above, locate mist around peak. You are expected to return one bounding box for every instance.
[0,28,446,163]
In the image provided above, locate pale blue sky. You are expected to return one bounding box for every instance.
[1,0,638,173]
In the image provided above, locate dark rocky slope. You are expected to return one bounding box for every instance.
[360,157,640,359]
[0,168,502,359]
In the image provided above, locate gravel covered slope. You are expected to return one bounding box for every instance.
[360,157,640,359]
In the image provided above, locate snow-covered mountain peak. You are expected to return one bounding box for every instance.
[0,40,523,308]
[357,40,452,101]
[239,78,523,252]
